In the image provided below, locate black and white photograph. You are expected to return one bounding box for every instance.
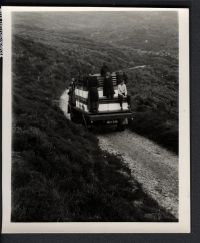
[2,7,190,233]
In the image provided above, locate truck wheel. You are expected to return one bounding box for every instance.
[116,124,126,131]
[116,119,126,131]
[87,124,93,131]
[71,109,81,123]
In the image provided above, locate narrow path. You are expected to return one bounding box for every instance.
[98,131,178,218]
[60,87,178,218]
[119,65,148,72]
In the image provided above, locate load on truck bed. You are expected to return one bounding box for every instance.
[68,73,132,130]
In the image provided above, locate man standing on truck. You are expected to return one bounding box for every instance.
[103,72,115,99]
[118,80,131,110]
[116,71,123,85]
[100,63,110,77]
[101,63,115,98]
[88,76,99,113]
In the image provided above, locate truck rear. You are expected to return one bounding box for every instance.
[68,73,132,130]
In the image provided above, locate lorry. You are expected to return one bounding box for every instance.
[68,73,132,131]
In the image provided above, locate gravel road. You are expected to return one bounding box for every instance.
[60,89,178,218]
[98,131,178,218]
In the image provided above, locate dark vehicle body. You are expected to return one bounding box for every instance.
[68,73,132,130]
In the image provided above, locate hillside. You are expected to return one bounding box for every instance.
[13,11,178,54]
[126,55,178,153]
[12,11,178,153]
[12,35,176,222]
[11,11,178,221]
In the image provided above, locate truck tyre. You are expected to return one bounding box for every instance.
[116,119,126,131]
[116,124,126,132]
[71,109,81,123]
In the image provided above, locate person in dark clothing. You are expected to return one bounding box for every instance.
[100,63,110,77]
[88,87,99,113]
[88,77,99,113]
[103,72,115,99]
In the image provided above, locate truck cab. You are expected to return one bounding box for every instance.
[68,73,132,130]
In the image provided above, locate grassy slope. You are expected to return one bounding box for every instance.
[13,17,179,153]
[126,55,178,153]
[13,11,178,55]
[12,35,176,222]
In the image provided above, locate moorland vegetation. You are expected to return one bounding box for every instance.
[12,12,178,221]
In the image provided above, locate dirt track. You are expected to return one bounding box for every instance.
[98,131,178,218]
[60,89,178,218]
